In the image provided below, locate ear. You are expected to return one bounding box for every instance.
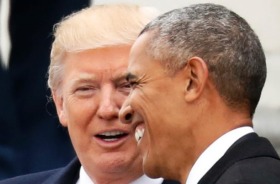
[52,90,68,127]
[184,57,208,102]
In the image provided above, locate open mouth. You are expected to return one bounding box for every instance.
[95,131,128,142]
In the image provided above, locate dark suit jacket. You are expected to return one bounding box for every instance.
[0,0,90,179]
[0,158,180,184]
[199,133,280,184]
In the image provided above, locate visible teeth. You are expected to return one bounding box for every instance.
[99,131,124,136]
[97,131,127,142]
[103,138,118,142]
[135,129,144,143]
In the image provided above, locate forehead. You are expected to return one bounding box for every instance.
[66,46,130,68]
[63,46,131,81]
[128,33,165,76]
[128,33,152,70]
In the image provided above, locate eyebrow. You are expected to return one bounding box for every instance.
[70,71,128,85]
[126,72,138,82]
[70,77,97,87]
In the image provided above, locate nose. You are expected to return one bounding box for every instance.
[97,101,118,120]
[119,99,133,124]
[97,91,118,120]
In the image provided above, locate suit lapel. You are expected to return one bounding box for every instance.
[41,158,180,184]
[198,133,280,184]
[42,158,80,184]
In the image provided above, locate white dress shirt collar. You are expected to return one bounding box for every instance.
[131,175,163,184]
[76,166,93,184]
[0,0,11,69]
[186,126,254,184]
[76,166,163,184]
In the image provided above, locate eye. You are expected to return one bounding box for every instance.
[75,86,97,97]
[125,73,141,89]
[118,81,131,94]
[121,81,131,89]
[77,86,91,91]
[129,81,139,89]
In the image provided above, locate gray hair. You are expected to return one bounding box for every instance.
[140,3,266,117]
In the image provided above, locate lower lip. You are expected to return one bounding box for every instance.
[93,134,130,149]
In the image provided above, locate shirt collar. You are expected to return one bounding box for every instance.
[76,166,164,184]
[76,166,93,184]
[186,126,254,184]
[131,175,163,184]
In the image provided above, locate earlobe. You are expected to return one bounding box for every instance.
[52,90,68,127]
[184,57,208,102]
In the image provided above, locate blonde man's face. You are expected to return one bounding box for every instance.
[53,46,142,180]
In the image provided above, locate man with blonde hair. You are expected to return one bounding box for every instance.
[0,4,178,184]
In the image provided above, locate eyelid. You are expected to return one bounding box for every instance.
[118,81,131,88]
[125,73,143,89]
[129,80,140,89]
[73,85,98,98]
[77,86,93,90]
[74,84,98,93]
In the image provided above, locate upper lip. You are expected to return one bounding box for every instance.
[130,113,145,130]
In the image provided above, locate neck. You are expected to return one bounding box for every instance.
[181,101,253,183]
[91,171,143,184]
[84,160,143,184]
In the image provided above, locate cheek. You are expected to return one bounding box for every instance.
[64,98,98,155]
[64,96,98,131]
[130,89,155,111]
[115,91,129,107]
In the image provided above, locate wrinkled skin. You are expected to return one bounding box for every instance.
[53,46,143,183]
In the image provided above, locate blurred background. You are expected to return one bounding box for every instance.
[0,0,90,179]
[95,0,280,153]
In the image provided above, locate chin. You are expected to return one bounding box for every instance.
[143,163,162,179]
[105,152,142,172]
[99,159,131,173]
[142,152,163,179]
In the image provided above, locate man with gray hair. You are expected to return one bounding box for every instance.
[120,3,280,184]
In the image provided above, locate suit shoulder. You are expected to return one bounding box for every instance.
[217,157,280,184]
[0,169,60,184]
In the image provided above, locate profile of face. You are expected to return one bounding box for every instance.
[53,46,142,179]
[120,33,193,179]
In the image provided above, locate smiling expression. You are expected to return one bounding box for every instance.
[119,33,195,180]
[53,46,142,181]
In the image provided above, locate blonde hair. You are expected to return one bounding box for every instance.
[48,4,160,92]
